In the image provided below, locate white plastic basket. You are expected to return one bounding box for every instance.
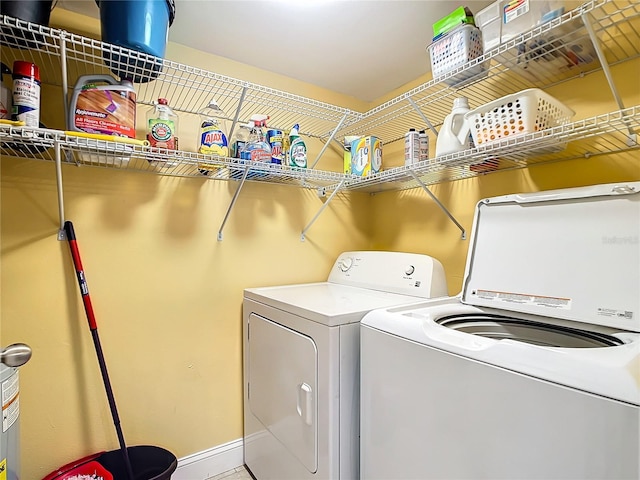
[465,88,575,147]
[428,24,487,86]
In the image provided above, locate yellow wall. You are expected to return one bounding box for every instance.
[1,9,369,478]
[371,59,640,292]
[1,7,638,479]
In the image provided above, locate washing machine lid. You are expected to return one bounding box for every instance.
[461,182,640,332]
[244,282,426,327]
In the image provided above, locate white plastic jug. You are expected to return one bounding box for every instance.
[435,97,473,157]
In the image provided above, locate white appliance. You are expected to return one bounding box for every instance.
[243,251,448,480]
[361,182,640,480]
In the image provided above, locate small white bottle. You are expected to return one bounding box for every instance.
[419,130,429,162]
[404,128,419,166]
[404,128,420,165]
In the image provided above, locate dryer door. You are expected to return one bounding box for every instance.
[247,313,318,473]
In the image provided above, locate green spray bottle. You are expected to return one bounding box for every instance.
[288,123,307,168]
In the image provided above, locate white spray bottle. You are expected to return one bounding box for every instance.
[435,97,473,157]
[241,114,271,162]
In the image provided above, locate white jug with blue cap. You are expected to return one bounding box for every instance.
[435,97,473,157]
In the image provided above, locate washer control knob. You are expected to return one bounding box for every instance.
[405,265,415,276]
[338,257,353,272]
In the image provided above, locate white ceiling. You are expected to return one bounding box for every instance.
[58,0,493,102]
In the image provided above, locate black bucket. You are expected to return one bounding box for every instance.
[0,1,52,25]
[98,446,177,480]
[0,1,53,49]
[43,446,177,480]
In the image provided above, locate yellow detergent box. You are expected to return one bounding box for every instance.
[350,136,382,176]
[343,135,360,174]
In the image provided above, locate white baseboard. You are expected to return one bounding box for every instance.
[173,438,244,480]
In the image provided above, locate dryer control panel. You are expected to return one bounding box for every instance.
[328,251,448,299]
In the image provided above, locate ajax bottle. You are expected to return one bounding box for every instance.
[147,98,179,150]
[197,99,228,175]
[197,99,228,156]
[435,97,473,157]
[265,128,284,164]
[288,123,307,168]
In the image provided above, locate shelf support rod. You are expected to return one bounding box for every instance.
[407,98,438,136]
[54,140,66,240]
[581,12,634,141]
[60,33,69,127]
[408,170,466,240]
[228,86,248,141]
[217,164,251,241]
[310,112,348,170]
[300,178,346,241]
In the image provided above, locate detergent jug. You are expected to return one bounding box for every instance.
[68,74,136,138]
[435,97,473,157]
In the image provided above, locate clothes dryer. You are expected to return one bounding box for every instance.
[243,251,448,479]
[361,182,640,480]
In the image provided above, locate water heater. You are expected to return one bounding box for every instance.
[1,344,32,480]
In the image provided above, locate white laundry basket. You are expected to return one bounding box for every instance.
[465,88,575,147]
[428,24,488,86]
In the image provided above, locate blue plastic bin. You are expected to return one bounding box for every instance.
[95,0,176,83]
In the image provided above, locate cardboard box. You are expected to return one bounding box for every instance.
[343,136,360,174]
[350,136,382,177]
[432,6,475,40]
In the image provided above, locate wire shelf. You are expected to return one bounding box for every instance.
[0,0,638,194]
[342,0,640,145]
[0,15,362,140]
[0,124,351,190]
[333,105,640,193]
[2,106,637,194]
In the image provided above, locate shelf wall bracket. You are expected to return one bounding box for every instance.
[581,11,635,144]
[60,33,69,129]
[300,178,346,242]
[310,112,348,169]
[408,170,466,240]
[407,98,439,136]
[54,141,67,240]
[217,165,251,241]
[217,86,250,241]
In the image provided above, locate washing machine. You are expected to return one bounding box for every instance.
[361,182,640,480]
[243,251,448,480]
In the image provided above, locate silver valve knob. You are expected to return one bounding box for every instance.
[1,343,32,368]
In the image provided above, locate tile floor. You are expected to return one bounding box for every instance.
[206,465,252,480]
